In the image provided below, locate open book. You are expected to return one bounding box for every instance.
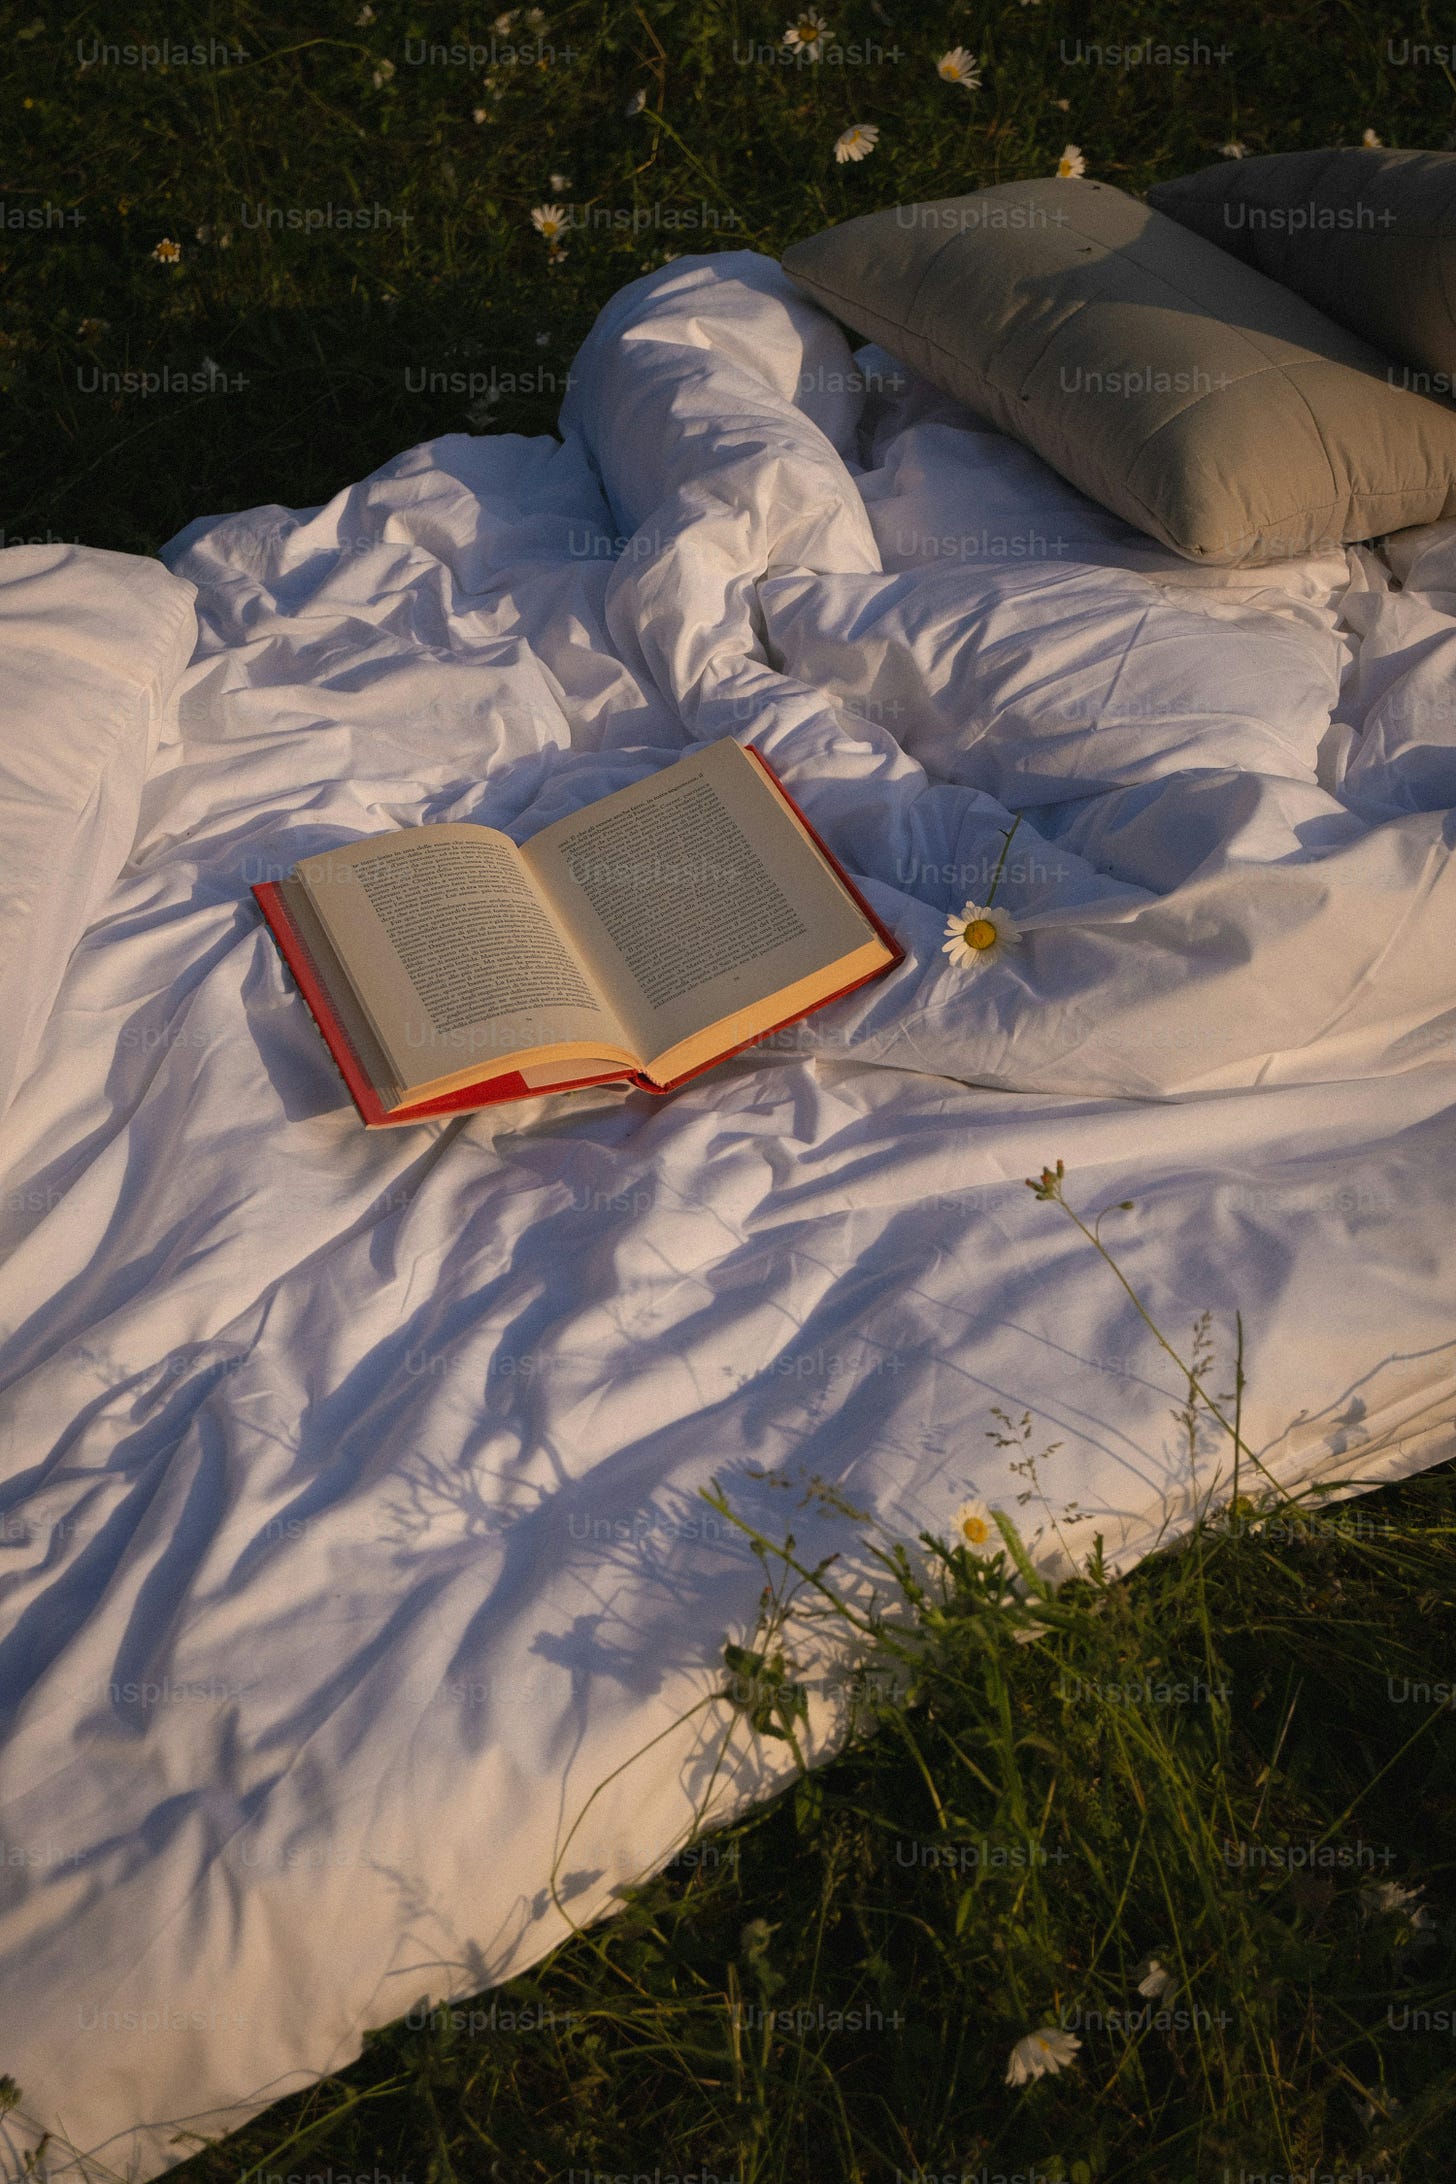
[253,738,903,1126]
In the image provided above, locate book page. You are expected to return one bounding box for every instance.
[295,825,634,1092]
[521,739,879,1065]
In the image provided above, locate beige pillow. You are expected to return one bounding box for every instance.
[781,177,1456,565]
[1148,148,1456,386]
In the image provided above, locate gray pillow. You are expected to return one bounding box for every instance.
[781,177,1456,565]
[1148,148,1456,386]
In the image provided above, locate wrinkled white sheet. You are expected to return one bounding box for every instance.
[0,546,196,1122]
[2,251,1455,2180]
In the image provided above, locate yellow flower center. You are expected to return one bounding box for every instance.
[965,918,998,950]
[960,1513,990,1545]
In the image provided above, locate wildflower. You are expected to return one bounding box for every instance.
[1363,127,1383,148]
[1056,143,1086,178]
[372,57,395,85]
[356,2,375,21]
[783,10,830,58]
[1005,2027,1080,2085]
[151,237,182,264]
[1135,1957,1176,2000]
[625,86,646,115]
[950,1498,998,1553]
[76,317,108,340]
[530,202,569,245]
[1025,1159,1065,1201]
[1360,1879,1430,1924]
[1221,139,1247,157]
[526,6,547,25]
[942,900,1021,969]
[834,122,879,164]
[494,8,518,27]
[196,223,212,242]
[473,106,489,122]
[937,47,982,90]
[1052,97,1070,110]
[549,172,570,191]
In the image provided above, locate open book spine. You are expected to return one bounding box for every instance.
[252,882,634,1127]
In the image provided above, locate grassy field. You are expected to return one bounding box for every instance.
[4,0,1454,553]
[4,1,1456,2178]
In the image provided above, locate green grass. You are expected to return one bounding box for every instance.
[4,0,1455,552]
[4,3,1456,2176]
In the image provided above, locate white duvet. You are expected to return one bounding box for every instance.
[2,251,1454,2180]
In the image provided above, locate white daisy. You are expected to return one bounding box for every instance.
[937,46,982,91]
[530,202,570,244]
[1005,2026,1080,2085]
[493,9,518,29]
[472,106,488,123]
[1135,1957,1176,2000]
[549,172,571,191]
[1363,127,1383,148]
[942,900,1022,969]
[625,86,647,115]
[1220,139,1246,158]
[1056,143,1086,179]
[834,122,879,164]
[950,1498,999,1554]
[783,10,830,58]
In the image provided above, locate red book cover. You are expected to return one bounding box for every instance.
[253,739,904,1126]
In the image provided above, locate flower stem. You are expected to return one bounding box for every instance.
[985,812,1023,908]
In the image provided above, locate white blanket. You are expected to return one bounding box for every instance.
[2,251,1455,2180]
